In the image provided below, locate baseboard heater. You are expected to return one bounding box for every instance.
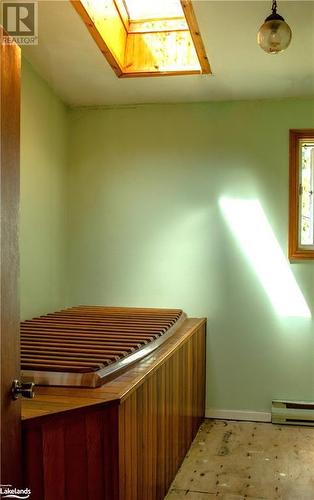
[272,400,314,426]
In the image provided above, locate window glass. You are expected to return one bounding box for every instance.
[300,141,314,246]
[123,0,184,20]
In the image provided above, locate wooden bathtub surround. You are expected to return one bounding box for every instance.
[22,316,206,500]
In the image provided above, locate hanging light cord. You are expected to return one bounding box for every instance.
[272,0,278,14]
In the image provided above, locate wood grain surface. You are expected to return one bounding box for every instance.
[22,318,206,499]
[0,30,21,486]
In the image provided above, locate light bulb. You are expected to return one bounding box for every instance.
[257,1,292,54]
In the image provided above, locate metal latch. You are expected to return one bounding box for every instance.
[11,380,35,400]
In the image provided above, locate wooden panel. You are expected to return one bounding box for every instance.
[124,30,201,75]
[114,0,129,31]
[180,0,211,74]
[22,320,206,499]
[71,0,125,76]
[289,129,314,260]
[85,411,106,499]
[22,426,44,498]
[64,415,88,498]
[103,404,120,499]
[128,18,188,34]
[42,421,66,500]
[23,404,119,500]
[0,29,21,486]
[118,324,206,500]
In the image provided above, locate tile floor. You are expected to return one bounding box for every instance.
[165,419,314,500]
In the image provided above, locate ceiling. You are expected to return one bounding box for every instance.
[22,1,314,106]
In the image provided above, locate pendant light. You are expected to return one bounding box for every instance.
[257,0,292,54]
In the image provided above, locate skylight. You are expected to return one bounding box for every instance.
[123,0,184,21]
[71,0,211,77]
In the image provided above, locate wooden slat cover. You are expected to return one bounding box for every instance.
[21,306,184,387]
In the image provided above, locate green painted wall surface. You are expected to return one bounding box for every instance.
[20,60,314,411]
[20,61,68,319]
[68,100,314,412]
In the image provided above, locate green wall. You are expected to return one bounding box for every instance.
[20,60,69,319]
[67,100,314,412]
[21,61,314,412]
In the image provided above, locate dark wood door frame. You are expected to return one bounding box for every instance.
[0,29,21,486]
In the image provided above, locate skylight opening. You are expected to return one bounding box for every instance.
[71,0,211,77]
[122,0,184,21]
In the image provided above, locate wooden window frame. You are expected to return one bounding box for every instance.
[289,129,314,260]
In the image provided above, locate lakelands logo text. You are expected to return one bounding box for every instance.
[0,485,31,499]
[1,1,38,45]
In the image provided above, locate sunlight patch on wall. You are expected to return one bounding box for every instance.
[219,197,311,318]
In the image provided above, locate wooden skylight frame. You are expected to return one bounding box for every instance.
[71,0,211,77]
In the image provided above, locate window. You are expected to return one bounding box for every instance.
[71,0,211,77]
[289,129,314,260]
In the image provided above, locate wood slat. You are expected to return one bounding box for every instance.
[22,362,103,372]
[21,329,158,340]
[64,415,88,499]
[22,343,131,355]
[21,335,142,347]
[54,312,180,320]
[22,322,167,333]
[42,421,66,500]
[22,353,114,363]
[85,411,106,499]
[47,312,181,321]
[67,305,182,313]
[34,312,179,321]
[22,425,44,498]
